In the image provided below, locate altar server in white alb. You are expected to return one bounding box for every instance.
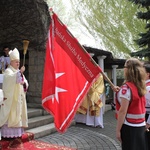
[0,48,29,139]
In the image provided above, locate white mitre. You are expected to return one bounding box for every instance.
[9,48,20,61]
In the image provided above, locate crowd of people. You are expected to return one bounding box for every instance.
[0,47,28,140]
[0,45,150,150]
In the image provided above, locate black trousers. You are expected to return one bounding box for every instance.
[121,124,147,150]
[146,114,150,150]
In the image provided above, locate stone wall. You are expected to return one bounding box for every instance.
[27,49,45,108]
[0,0,50,52]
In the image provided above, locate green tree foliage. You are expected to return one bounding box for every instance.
[70,0,146,58]
[44,0,97,52]
[128,0,150,52]
[44,0,75,27]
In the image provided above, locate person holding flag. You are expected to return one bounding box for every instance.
[42,10,119,133]
[116,58,147,150]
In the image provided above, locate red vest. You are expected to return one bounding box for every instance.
[146,81,150,110]
[146,81,150,87]
[116,82,145,124]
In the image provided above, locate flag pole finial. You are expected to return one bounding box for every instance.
[49,8,53,16]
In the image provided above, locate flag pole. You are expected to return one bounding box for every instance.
[49,8,100,68]
[71,31,118,90]
[101,71,119,91]
[49,9,118,91]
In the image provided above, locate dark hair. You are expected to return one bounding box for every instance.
[143,62,150,73]
[3,46,10,50]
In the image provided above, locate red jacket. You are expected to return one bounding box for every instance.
[116,82,145,124]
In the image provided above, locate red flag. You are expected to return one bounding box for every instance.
[42,12,102,133]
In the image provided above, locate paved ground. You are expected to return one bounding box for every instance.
[37,110,121,150]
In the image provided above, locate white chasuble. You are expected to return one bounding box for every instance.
[0,66,28,128]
